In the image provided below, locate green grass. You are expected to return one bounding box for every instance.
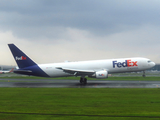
[0,88,160,120]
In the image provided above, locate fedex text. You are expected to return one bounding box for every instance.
[15,56,26,60]
[113,60,138,68]
[98,74,104,76]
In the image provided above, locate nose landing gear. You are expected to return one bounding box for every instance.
[142,71,146,77]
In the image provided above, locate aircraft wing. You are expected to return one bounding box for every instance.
[56,67,95,76]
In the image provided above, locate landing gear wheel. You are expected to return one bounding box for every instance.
[84,78,87,84]
[80,78,83,84]
[80,77,87,84]
[142,71,146,77]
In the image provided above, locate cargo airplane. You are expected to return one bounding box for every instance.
[8,44,155,84]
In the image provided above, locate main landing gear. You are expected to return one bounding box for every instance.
[80,77,87,84]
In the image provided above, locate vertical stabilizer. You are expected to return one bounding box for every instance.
[8,44,37,69]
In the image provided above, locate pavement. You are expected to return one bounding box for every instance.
[0,79,160,88]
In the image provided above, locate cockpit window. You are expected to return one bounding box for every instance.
[148,60,152,63]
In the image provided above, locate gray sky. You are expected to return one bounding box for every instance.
[0,0,160,65]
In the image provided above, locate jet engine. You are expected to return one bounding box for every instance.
[89,71,108,79]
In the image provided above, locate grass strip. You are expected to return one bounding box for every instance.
[0,88,160,120]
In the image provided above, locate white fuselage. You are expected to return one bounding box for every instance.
[38,57,155,77]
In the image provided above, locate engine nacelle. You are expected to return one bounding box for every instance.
[89,71,108,79]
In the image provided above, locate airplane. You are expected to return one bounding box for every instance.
[0,68,14,74]
[8,44,155,84]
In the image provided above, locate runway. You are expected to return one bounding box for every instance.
[0,79,160,88]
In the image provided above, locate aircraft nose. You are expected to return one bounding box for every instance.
[152,62,156,67]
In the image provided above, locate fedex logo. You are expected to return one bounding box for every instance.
[15,56,26,60]
[113,60,137,68]
[99,74,104,76]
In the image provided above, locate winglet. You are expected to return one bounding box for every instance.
[8,44,37,69]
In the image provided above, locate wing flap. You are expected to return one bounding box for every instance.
[56,67,95,76]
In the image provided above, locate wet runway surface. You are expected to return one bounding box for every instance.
[0,79,160,88]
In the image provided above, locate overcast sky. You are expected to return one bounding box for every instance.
[0,0,160,65]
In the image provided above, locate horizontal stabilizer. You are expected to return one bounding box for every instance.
[14,70,32,75]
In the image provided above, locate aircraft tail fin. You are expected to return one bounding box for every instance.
[9,68,14,73]
[8,44,37,69]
